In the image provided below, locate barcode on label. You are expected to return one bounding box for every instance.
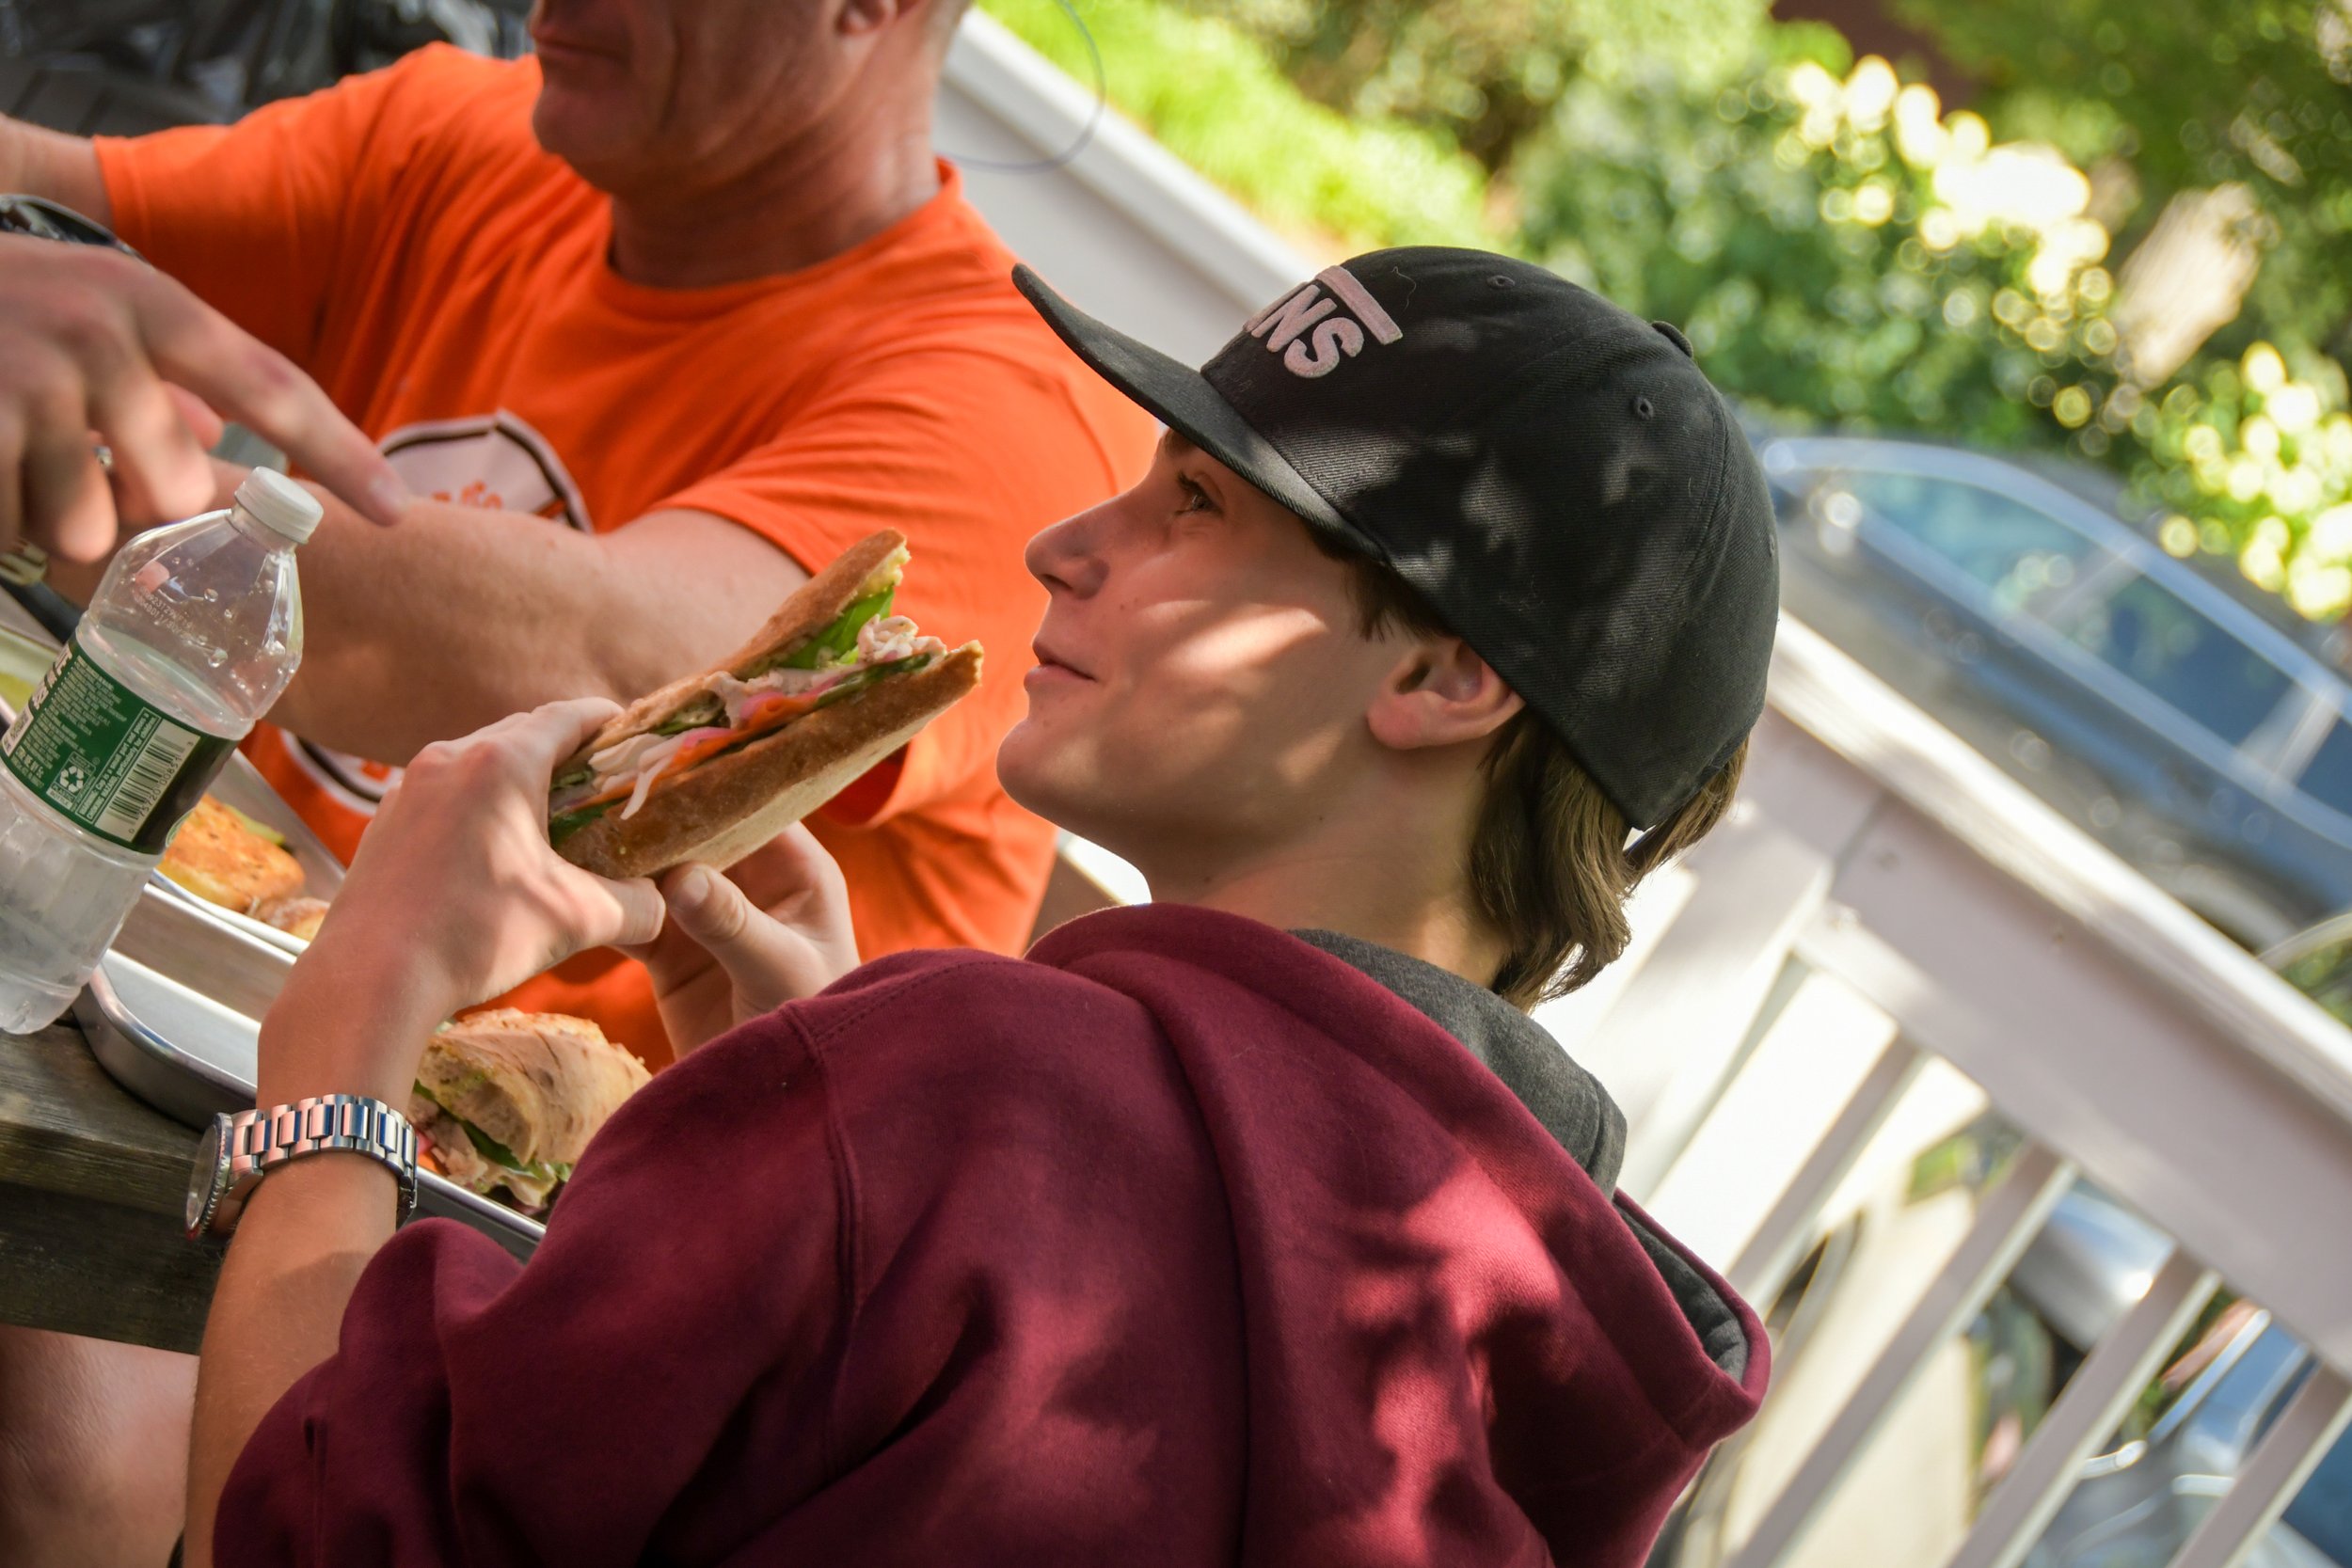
[94,719,201,839]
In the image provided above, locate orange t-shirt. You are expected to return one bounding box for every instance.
[95,46,1153,1066]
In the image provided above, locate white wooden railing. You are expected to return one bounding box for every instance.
[1614,620,2352,1568]
[942,21,2352,1566]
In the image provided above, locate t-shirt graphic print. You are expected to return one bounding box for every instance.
[279,412,589,812]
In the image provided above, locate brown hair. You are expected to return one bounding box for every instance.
[1324,544,1748,1009]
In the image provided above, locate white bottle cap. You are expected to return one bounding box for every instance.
[233,467,324,546]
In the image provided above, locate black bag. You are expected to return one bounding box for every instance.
[1,0,524,137]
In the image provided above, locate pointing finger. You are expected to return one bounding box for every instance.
[119,260,413,527]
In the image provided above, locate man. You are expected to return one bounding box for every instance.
[0,0,1154,1052]
[177,249,1777,1566]
[0,2,1151,1558]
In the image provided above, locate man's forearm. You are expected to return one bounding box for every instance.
[1,117,111,224]
[267,486,806,763]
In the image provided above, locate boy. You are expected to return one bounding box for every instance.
[179,247,1780,1567]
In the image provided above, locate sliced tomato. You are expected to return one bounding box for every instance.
[733,689,820,731]
[574,691,827,812]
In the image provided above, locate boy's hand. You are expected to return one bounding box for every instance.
[270,700,665,1105]
[624,826,860,1056]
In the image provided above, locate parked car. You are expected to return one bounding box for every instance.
[1762,436,2352,950]
[2010,1187,2352,1568]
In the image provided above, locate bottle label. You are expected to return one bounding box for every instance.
[0,637,236,853]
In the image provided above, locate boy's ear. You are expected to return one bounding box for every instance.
[1365,636,1524,753]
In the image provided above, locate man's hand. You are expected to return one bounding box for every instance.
[624,827,861,1055]
[0,235,409,562]
[271,700,666,1106]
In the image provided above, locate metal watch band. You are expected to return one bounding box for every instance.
[192,1094,420,1238]
[243,1094,417,1183]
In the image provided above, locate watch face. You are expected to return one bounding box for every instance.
[186,1116,227,1234]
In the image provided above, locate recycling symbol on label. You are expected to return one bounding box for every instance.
[55,764,87,799]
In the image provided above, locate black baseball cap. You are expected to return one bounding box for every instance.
[1013,246,1779,830]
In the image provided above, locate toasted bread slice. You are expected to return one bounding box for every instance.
[414,1008,650,1169]
[160,797,307,913]
[575,531,911,762]
[558,642,982,881]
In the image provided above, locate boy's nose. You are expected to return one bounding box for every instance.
[1025,504,1110,599]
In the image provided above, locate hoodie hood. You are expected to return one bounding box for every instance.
[1030,905,1770,1568]
[1292,927,1755,1390]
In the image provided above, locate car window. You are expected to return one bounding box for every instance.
[2062,573,2295,747]
[2298,716,2352,819]
[1839,469,2103,615]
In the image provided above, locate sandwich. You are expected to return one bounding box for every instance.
[254,895,330,942]
[161,796,307,915]
[408,1009,651,1213]
[548,530,981,880]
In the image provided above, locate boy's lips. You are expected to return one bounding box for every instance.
[1027,640,1095,685]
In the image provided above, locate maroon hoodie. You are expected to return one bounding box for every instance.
[219,905,1767,1565]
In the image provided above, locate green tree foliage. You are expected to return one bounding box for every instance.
[980,0,2352,621]
[978,0,1498,251]
[2137,345,2352,618]
[1517,59,2118,451]
[1886,0,2352,368]
[1177,0,1775,170]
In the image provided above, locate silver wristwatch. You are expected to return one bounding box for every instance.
[186,1094,420,1239]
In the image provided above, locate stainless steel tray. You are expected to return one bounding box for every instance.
[144,752,347,957]
[77,881,544,1259]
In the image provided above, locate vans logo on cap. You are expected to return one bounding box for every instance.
[1245,264,1404,379]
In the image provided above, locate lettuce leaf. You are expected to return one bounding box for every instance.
[220,801,287,846]
[548,798,617,847]
[412,1082,574,1185]
[813,650,932,707]
[652,692,723,736]
[771,585,895,673]
[455,1119,570,1185]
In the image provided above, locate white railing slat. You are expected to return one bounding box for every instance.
[1576,812,1834,1198]
[1723,1035,1924,1306]
[1944,1248,2221,1568]
[2164,1362,2352,1568]
[1644,966,1904,1281]
[1724,1143,2076,1568]
[1770,620,2352,1124]
[1799,857,2352,1379]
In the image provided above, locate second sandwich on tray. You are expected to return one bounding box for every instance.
[548,530,981,880]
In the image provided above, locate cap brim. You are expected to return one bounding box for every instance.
[1013,265,1368,547]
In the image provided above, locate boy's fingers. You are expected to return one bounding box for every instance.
[725,823,846,907]
[587,875,667,950]
[509,697,625,773]
[665,865,758,949]
[660,865,807,1007]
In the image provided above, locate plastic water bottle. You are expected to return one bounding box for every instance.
[0,469,316,1031]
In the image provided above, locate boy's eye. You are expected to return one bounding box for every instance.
[1176,476,1217,514]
